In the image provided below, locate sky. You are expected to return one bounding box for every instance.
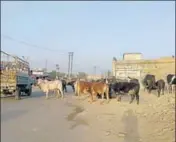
[1,1,175,74]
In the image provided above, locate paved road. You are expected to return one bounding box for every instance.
[1,87,93,142]
[1,86,150,142]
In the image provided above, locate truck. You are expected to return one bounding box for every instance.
[0,51,33,100]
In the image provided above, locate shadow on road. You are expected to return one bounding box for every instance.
[121,109,140,142]
[66,104,89,129]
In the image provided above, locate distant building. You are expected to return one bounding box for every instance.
[87,74,103,80]
[123,53,143,60]
[31,68,49,78]
[112,53,175,79]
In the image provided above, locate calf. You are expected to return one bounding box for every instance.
[112,81,140,105]
[155,79,165,97]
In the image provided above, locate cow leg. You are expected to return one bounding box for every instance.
[129,94,135,104]
[172,85,175,94]
[148,86,152,94]
[72,85,75,92]
[116,93,122,102]
[136,93,139,105]
[157,88,161,97]
[88,93,94,103]
[56,90,60,98]
[64,85,67,92]
[45,91,49,99]
[162,88,164,95]
[169,85,172,94]
[100,93,105,105]
[60,89,64,98]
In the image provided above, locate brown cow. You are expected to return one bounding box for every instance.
[89,82,109,104]
[75,80,92,96]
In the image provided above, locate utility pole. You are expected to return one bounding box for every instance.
[70,52,73,77]
[45,60,47,72]
[68,52,74,79]
[94,66,96,75]
[56,64,59,79]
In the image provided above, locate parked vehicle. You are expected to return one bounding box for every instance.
[0,51,33,100]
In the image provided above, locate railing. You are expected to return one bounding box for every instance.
[1,50,29,74]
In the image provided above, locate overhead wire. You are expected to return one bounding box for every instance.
[1,34,67,54]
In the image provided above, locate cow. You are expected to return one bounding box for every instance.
[166,74,176,94]
[67,80,76,92]
[142,74,156,93]
[127,76,139,84]
[89,82,109,104]
[74,80,92,96]
[112,81,140,105]
[36,78,64,99]
[155,79,165,97]
[61,79,67,93]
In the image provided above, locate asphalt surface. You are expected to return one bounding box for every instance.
[1,86,154,142]
[1,87,94,142]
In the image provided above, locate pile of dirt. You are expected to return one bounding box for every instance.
[135,94,175,142]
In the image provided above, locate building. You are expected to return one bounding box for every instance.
[87,74,103,80]
[123,53,142,60]
[112,53,175,79]
[31,68,49,78]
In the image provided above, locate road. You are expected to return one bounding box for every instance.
[1,86,173,142]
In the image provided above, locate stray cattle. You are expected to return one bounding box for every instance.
[155,79,165,97]
[74,80,92,96]
[67,80,76,92]
[127,76,139,84]
[143,74,156,93]
[112,81,140,105]
[166,74,176,94]
[89,82,109,104]
[61,79,67,93]
[37,78,63,99]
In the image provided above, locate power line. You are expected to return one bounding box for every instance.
[2,34,67,54]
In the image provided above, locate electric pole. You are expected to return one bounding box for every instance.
[94,66,96,75]
[56,64,59,79]
[68,52,74,79]
[45,60,47,72]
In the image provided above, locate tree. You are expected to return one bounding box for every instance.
[48,71,66,79]
[77,72,87,79]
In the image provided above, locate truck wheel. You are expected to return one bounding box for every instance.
[27,88,32,96]
[15,87,21,100]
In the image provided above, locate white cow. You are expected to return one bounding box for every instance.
[37,79,63,99]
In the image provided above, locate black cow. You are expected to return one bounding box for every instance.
[112,81,140,105]
[61,80,67,93]
[166,74,176,94]
[127,77,139,84]
[67,80,76,92]
[155,79,165,97]
[143,74,156,93]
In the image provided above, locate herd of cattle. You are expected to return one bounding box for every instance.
[35,74,176,105]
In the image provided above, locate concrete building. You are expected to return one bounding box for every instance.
[87,74,103,80]
[112,53,175,79]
